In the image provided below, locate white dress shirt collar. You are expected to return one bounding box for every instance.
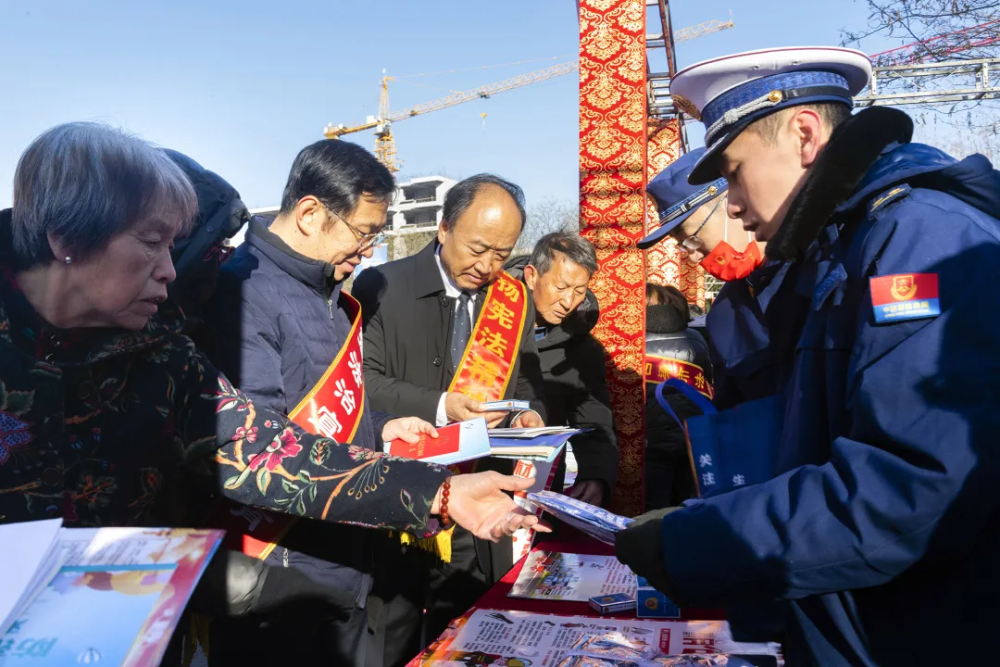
[435,245,465,299]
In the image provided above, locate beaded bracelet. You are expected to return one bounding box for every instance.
[439,478,452,528]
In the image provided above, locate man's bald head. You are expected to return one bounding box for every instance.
[437,174,526,291]
[441,174,526,232]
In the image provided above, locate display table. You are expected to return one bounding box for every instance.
[406,527,749,666]
[474,528,725,621]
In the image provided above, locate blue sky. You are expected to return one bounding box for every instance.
[0,0,901,211]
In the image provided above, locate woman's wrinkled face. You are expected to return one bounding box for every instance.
[63,212,183,330]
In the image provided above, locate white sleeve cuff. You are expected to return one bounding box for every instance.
[435,392,449,427]
[510,409,542,428]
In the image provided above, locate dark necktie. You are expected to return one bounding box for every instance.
[450,291,472,369]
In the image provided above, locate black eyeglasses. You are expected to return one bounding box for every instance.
[323,205,387,251]
[672,195,727,254]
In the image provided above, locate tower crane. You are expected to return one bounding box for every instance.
[323,15,734,171]
[646,11,734,49]
[324,61,577,171]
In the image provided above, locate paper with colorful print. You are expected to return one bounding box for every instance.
[509,551,636,602]
[0,527,221,666]
[407,609,781,666]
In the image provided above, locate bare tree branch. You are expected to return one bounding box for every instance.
[841,0,1000,66]
[515,198,579,255]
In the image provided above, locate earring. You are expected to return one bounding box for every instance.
[64,256,72,265]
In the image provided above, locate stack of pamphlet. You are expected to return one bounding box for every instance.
[488,426,584,462]
[527,490,633,544]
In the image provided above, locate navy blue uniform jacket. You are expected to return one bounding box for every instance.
[706,260,792,410]
[658,108,1000,665]
[205,217,393,606]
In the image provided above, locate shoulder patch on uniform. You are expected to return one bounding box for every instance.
[870,272,940,324]
[868,184,912,217]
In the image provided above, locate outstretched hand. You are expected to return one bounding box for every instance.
[382,417,438,444]
[433,472,552,543]
[614,507,680,600]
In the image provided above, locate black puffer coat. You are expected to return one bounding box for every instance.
[505,256,619,499]
[644,303,712,510]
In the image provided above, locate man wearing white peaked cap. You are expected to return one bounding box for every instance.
[617,46,1000,666]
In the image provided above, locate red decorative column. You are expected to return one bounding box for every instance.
[579,0,647,516]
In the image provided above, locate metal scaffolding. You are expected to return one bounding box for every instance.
[855,58,1000,107]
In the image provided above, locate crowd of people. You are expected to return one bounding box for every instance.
[1,44,999,667]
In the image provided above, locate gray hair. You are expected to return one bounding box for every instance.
[11,122,197,270]
[528,232,598,277]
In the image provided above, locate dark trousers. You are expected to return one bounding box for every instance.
[645,449,696,511]
[366,528,511,667]
[210,604,367,667]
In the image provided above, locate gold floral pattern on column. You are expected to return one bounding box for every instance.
[579,0,646,516]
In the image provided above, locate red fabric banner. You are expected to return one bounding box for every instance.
[579,0,647,516]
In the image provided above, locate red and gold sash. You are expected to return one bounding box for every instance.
[215,292,367,560]
[449,271,528,401]
[644,354,714,400]
[398,271,529,561]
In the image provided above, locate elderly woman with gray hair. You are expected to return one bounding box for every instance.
[0,124,541,561]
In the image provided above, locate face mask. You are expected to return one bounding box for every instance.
[699,223,764,281]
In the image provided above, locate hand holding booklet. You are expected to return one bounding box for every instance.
[527,490,633,544]
[383,417,491,465]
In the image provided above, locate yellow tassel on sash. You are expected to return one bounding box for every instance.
[183,614,212,666]
[397,525,456,563]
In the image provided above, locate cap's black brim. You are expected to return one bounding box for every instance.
[688,119,748,185]
[637,209,698,249]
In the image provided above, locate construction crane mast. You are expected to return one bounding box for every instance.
[646,11,734,49]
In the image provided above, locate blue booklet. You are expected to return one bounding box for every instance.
[527,491,633,545]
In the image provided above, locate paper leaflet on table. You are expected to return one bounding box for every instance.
[384,417,491,465]
[508,551,637,602]
[527,491,632,545]
[406,608,780,666]
[0,526,222,666]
